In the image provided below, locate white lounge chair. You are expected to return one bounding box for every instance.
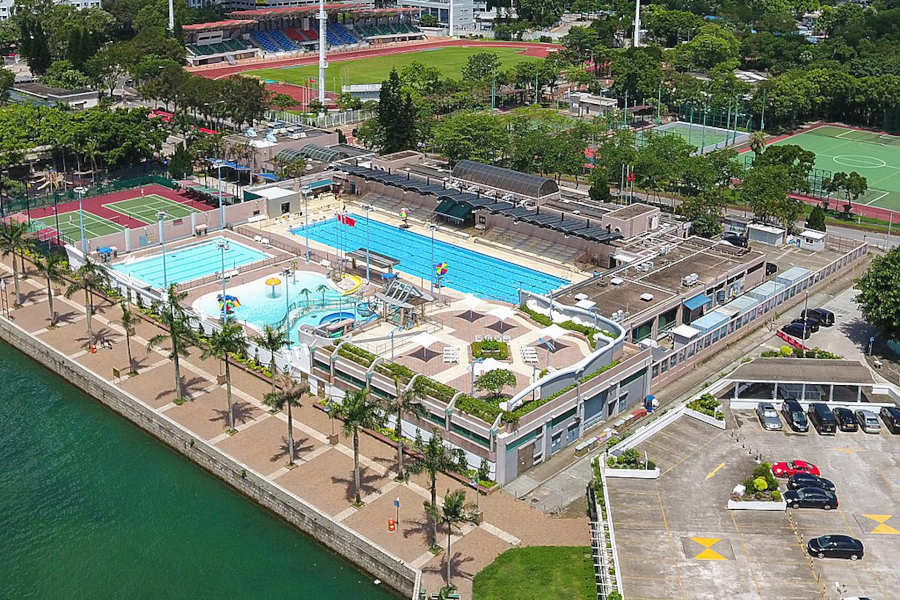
[442,347,459,363]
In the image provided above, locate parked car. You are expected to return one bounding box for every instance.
[772,459,820,478]
[756,402,783,431]
[787,473,835,493]
[781,322,812,340]
[765,262,778,276]
[781,399,809,432]
[855,409,881,434]
[808,403,837,435]
[791,317,820,334]
[800,308,834,327]
[785,487,838,510]
[880,406,900,434]
[723,232,748,247]
[833,407,858,432]
[807,535,864,560]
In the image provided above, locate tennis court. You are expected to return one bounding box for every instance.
[105,194,199,224]
[32,210,124,241]
[771,125,900,211]
[643,121,749,154]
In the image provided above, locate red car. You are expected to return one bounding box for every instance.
[772,460,820,478]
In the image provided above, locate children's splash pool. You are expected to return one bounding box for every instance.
[192,271,370,337]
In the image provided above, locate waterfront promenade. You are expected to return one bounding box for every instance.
[0,252,588,599]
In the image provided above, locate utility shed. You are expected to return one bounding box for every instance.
[798,230,826,251]
[725,294,761,317]
[777,266,811,288]
[747,223,785,246]
[690,310,730,333]
[746,280,785,302]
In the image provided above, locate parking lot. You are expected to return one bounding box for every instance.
[606,407,900,600]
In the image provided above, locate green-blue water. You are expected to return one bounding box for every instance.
[0,341,397,599]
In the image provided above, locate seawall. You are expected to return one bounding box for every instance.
[0,314,418,598]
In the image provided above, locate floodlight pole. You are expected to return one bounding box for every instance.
[633,0,641,47]
[429,224,436,296]
[283,267,292,342]
[318,0,327,110]
[75,186,87,253]
[158,212,169,289]
[219,239,229,322]
[216,160,225,230]
[304,191,310,263]
[363,204,371,282]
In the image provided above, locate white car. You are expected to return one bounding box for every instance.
[855,410,881,434]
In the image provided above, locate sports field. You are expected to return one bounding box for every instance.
[771,125,900,211]
[245,46,543,87]
[105,194,199,223]
[32,210,123,241]
[643,121,746,154]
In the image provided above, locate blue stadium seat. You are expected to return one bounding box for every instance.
[270,30,299,51]
[250,31,280,53]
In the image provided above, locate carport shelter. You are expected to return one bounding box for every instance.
[724,358,878,404]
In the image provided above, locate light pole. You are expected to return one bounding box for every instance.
[304,191,310,263]
[429,224,436,295]
[282,267,292,342]
[363,203,372,282]
[215,159,225,230]
[158,212,169,289]
[218,239,230,321]
[75,186,87,253]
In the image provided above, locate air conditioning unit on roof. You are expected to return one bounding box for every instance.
[610,277,624,285]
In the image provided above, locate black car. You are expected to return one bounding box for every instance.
[782,322,812,340]
[833,407,858,432]
[791,318,820,334]
[787,473,836,493]
[807,535,864,560]
[785,487,838,509]
[781,399,809,432]
[723,233,748,247]
[880,406,900,434]
[800,308,834,327]
[765,262,778,276]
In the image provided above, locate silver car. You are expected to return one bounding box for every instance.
[756,402,783,431]
[855,409,881,434]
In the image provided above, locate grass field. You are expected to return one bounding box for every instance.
[105,195,198,224]
[245,46,543,88]
[771,125,900,211]
[472,546,596,600]
[32,210,123,241]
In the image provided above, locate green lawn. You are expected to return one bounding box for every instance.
[472,546,596,600]
[245,46,543,88]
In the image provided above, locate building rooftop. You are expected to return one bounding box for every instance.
[606,203,657,220]
[452,160,559,199]
[728,359,876,385]
[14,82,94,97]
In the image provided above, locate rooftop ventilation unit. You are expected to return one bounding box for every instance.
[681,273,700,286]
[610,277,625,286]
[640,293,654,302]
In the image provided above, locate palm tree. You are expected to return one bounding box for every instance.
[299,287,311,307]
[408,430,456,546]
[119,301,138,374]
[253,324,289,398]
[749,131,767,157]
[64,257,107,348]
[33,251,67,326]
[147,285,197,402]
[316,283,329,307]
[0,220,30,305]
[435,489,479,591]
[264,370,309,465]
[331,387,384,505]
[385,375,428,480]
[202,320,247,430]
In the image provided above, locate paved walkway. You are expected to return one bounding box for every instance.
[0,254,587,599]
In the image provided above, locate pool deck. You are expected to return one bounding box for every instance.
[0,251,589,599]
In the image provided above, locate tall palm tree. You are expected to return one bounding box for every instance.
[147,285,197,402]
[202,320,247,430]
[386,375,428,480]
[0,220,30,305]
[331,387,384,505]
[749,131,767,157]
[64,257,107,348]
[119,301,138,374]
[264,370,309,465]
[316,283,329,307]
[299,287,311,307]
[408,430,456,545]
[33,251,67,326]
[435,489,479,591]
[253,324,289,398]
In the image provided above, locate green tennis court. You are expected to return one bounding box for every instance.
[771,125,900,211]
[105,194,199,224]
[32,210,124,241]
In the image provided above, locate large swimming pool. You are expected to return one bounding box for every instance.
[292,215,569,303]
[112,238,271,289]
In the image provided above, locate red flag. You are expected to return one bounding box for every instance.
[344,215,356,227]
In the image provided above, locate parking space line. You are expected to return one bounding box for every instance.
[661,430,725,476]
[728,511,763,599]
[655,487,687,600]
[837,509,856,536]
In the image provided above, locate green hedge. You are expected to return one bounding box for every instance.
[518,304,616,350]
[455,394,502,423]
[688,393,724,420]
[337,343,376,367]
[471,339,510,360]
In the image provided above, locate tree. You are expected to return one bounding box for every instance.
[432,489,479,591]
[408,430,456,547]
[475,369,517,399]
[85,42,137,98]
[331,387,384,505]
[369,69,419,153]
[0,68,14,103]
[201,320,247,431]
[0,221,30,305]
[680,24,740,70]
[432,111,508,165]
[146,284,197,402]
[419,14,439,27]
[253,325,289,399]
[385,376,428,479]
[854,248,900,342]
[824,171,867,216]
[588,168,611,202]
[739,164,803,231]
[119,301,138,374]
[755,144,815,192]
[18,14,51,75]
[64,257,107,348]
[41,60,93,90]
[516,0,566,27]
[168,142,192,180]
[33,251,66,327]
[269,92,297,111]
[610,47,662,102]
[806,205,826,232]
[264,370,309,466]
[461,52,501,84]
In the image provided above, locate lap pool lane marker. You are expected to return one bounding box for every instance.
[862,514,900,534]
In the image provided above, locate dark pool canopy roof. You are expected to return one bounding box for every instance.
[452,160,559,199]
[276,144,349,164]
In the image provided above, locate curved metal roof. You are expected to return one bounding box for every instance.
[452,160,559,199]
[277,144,349,164]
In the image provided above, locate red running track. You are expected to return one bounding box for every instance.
[188,39,557,80]
[22,184,214,229]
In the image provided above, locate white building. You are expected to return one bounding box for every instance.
[396,0,474,31]
[0,0,101,20]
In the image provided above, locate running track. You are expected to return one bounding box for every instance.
[187,39,556,80]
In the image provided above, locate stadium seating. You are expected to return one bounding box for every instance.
[328,23,357,45]
[250,31,281,53]
[269,29,298,51]
[302,29,318,40]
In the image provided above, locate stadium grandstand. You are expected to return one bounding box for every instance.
[184,4,424,66]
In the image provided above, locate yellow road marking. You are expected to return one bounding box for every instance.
[834,447,865,454]
[862,514,900,534]
[656,488,687,600]
[690,537,726,560]
[705,462,726,480]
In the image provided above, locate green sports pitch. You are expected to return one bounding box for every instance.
[245,46,543,88]
[32,210,123,241]
[104,194,199,223]
[771,125,900,211]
